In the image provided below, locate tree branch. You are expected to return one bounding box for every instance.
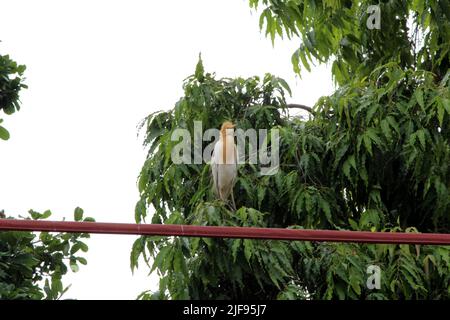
[286,103,314,114]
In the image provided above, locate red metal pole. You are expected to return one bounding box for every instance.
[0,219,449,245]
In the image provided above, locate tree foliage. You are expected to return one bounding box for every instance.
[132,1,449,299]
[0,52,27,140]
[133,57,449,299]
[0,49,92,299]
[0,208,93,299]
[251,0,449,84]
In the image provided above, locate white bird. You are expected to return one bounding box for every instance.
[211,121,237,210]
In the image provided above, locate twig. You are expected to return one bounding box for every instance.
[286,104,314,114]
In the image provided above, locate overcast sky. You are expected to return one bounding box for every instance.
[0,0,334,299]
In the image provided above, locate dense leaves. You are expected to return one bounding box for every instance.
[133,57,449,299]
[132,1,449,300]
[251,0,449,85]
[0,52,27,140]
[0,208,93,299]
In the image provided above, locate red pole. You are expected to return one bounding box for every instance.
[0,219,449,245]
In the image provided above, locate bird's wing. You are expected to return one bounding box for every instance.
[211,147,220,197]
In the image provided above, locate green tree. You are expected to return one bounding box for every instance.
[132,1,449,299]
[0,52,27,140]
[253,0,449,84]
[0,208,93,299]
[0,51,92,299]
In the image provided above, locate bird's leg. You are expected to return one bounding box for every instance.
[230,192,236,211]
[225,202,234,211]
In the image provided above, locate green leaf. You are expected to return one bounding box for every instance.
[41,210,52,220]
[79,242,88,252]
[360,209,380,229]
[277,77,292,96]
[70,261,79,273]
[319,198,332,223]
[415,89,424,109]
[366,128,383,147]
[51,276,63,297]
[0,125,10,140]
[386,116,400,134]
[257,185,266,209]
[14,253,39,268]
[232,239,241,262]
[150,246,171,274]
[365,104,378,123]
[380,119,391,140]
[363,134,372,155]
[349,274,361,296]
[436,96,447,127]
[299,49,311,72]
[74,207,84,221]
[130,238,143,272]
[135,199,146,223]
[243,239,254,262]
[348,218,359,230]
[70,241,88,255]
[191,237,200,253]
[172,249,184,275]
[334,143,349,169]
[291,49,301,74]
[416,129,426,149]
[437,101,445,127]
[442,98,450,114]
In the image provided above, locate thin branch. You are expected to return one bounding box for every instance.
[286,103,314,114]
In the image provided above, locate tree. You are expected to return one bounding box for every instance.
[252,0,449,84]
[0,209,93,299]
[0,51,92,299]
[0,52,27,140]
[132,1,449,299]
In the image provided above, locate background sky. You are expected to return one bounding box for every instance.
[0,0,334,299]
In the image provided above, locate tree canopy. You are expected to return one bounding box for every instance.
[0,209,92,299]
[252,0,449,84]
[133,0,449,300]
[0,51,92,299]
[0,53,27,140]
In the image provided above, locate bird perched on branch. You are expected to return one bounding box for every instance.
[211,121,237,210]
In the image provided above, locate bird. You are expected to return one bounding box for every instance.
[211,121,237,210]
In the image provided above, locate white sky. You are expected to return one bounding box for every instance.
[0,0,334,299]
